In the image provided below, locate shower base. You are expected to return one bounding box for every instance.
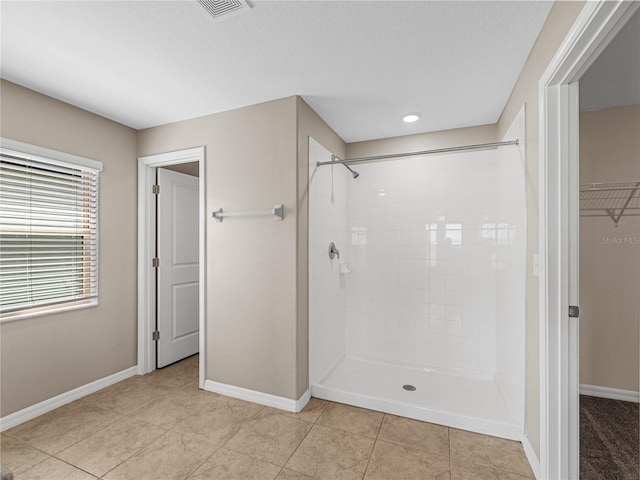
[311,355,521,440]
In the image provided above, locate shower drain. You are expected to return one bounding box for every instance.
[402,384,416,391]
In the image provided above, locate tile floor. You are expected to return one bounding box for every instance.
[1,355,534,479]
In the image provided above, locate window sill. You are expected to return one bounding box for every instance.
[0,299,98,323]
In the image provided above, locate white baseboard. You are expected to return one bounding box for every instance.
[580,384,640,403]
[521,434,540,480]
[0,366,137,432]
[204,380,310,413]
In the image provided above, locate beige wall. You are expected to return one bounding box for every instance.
[496,1,587,457]
[0,80,138,417]
[138,96,346,401]
[579,105,640,392]
[138,97,304,399]
[295,98,347,398]
[0,89,343,413]
[346,123,497,158]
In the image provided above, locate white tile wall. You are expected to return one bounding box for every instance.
[344,150,510,376]
[309,123,525,421]
[308,138,348,385]
[495,107,526,425]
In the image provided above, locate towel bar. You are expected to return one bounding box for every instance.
[212,204,283,223]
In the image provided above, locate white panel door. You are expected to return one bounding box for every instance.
[157,168,199,367]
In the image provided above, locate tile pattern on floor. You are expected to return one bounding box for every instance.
[1,354,534,479]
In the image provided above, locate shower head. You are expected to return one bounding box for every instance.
[343,163,360,179]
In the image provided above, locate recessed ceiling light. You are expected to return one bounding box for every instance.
[403,113,420,123]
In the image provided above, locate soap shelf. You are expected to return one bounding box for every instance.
[579,181,640,226]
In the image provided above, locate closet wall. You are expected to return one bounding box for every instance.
[579,104,640,394]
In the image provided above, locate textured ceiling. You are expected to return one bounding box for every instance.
[580,9,640,112]
[1,1,553,143]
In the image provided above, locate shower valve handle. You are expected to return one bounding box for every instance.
[328,242,340,260]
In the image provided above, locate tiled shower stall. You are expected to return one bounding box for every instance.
[308,108,527,439]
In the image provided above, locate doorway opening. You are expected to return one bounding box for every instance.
[137,147,206,388]
[577,8,640,479]
[539,1,640,478]
[155,165,200,368]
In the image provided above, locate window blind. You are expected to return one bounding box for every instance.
[0,148,100,316]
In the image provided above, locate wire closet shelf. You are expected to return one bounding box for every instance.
[579,181,640,226]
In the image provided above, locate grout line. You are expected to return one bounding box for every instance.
[7,356,203,479]
[278,400,342,475]
[272,397,330,478]
[39,455,99,478]
[274,465,286,479]
[312,399,330,424]
[374,412,384,438]
[251,405,268,420]
[311,418,379,439]
[90,428,171,479]
[100,429,175,478]
[1,441,51,476]
[182,444,221,480]
[50,414,128,456]
[1,429,21,441]
[14,406,130,461]
[277,417,318,477]
[361,412,385,479]
[448,426,452,475]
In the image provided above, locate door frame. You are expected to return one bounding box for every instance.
[538,1,640,478]
[137,147,206,388]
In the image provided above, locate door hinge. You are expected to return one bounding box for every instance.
[152,330,160,341]
[152,258,160,268]
[569,305,580,318]
[152,184,160,195]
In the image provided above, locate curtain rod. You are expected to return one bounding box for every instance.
[316,140,519,167]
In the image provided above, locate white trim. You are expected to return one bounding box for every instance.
[312,383,522,441]
[580,384,640,403]
[0,299,97,323]
[0,366,136,432]
[567,82,581,480]
[296,389,312,411]
[1,137,103,171]
[205,380,311,413]
[522,434,541,480]
[137,147,206,389]
[538,2,640,478]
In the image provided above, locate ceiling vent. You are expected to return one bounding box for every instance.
[197,0,252,22]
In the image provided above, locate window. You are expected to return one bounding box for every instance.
[0,139,103,321]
